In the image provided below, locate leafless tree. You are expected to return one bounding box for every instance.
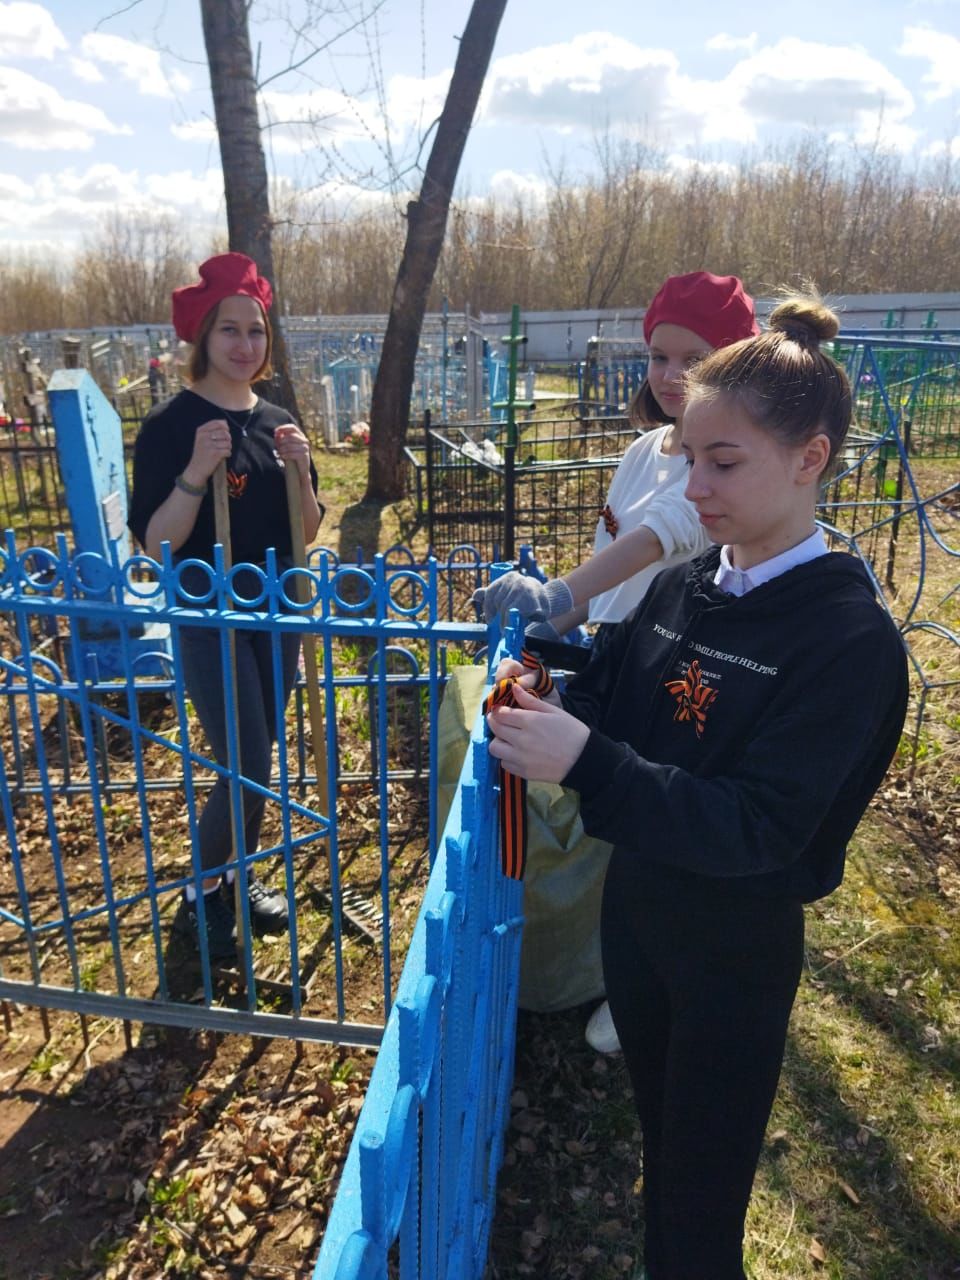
[7,126,960,335]
[74,211,193,326]
[198,0,305,418]
[198,1,396,419]
[365,0,508,504]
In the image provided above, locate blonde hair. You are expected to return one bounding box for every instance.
[684,288,851,463]
[186,298,274,385]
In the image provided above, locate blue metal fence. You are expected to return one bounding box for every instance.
[0,537,495,1046]
[313,640,524,1278]
[0,535,522,1279]
[832,335,960,458]
[577,356,647,410]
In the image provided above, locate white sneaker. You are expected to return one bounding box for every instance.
[585,999,621,1054]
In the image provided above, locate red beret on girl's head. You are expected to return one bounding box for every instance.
[643,271,759,351]
[171,253,273,343]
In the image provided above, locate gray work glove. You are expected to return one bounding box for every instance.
[472,571,574,626]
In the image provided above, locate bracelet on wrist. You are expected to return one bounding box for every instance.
[174,472,207,498]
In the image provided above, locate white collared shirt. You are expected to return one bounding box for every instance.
[714,528,828,597]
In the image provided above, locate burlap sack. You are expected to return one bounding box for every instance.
[437,666,611,1012]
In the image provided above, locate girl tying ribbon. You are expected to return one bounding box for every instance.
[485,289,909,1280]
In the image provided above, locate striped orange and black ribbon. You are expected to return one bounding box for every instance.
[482,648,554,880]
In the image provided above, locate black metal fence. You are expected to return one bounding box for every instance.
[404,409,953,590]
[404,413,642,574]
[0,424,71,544]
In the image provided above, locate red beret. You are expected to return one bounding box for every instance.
[171,253,273,343]
[643,271,759,351]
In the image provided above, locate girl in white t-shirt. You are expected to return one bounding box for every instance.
[475,271,760,1049]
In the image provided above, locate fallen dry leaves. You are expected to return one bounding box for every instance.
[0,1025,370,1279]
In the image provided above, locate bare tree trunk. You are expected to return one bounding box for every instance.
[199,0,301,421]
[365,0,507,504]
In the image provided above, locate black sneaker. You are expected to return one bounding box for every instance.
[224,875,290,935]
[172,891,237,961]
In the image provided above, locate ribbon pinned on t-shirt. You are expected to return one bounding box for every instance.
[482,648,555,880]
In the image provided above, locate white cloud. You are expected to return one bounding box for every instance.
[69,57,103,84]
[706,33,758,54]
[0,162,225,241]
[665,154,737,178]
[0,184,116,235]
[857,117,920,152]
[472,31,919,154]
[173,86,386,156]
[78,32,183,99]
[487,169,551,204]
[37,162,224,218]
[924,136,960,159]
[143,168,225,214]
[0,2,66,59]
[271,176,397,221]
[899,26,960,101]
[0,170,31,199]
[674,75,752,145]
[35,164,133,203]
[0,65,131,149]
[386,68,451,130]
[0,234,68,257]
[730,40,913,123]
[481,32,712,146]
[724,38,916,148]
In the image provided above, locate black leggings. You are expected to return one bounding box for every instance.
[601,850,805,1280]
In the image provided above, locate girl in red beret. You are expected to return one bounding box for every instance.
[486,291,908,1280]
[129,253,324,960]
[475,271,759,1050]
[475,271,759,640]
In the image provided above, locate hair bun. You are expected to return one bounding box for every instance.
[768,292,839,348]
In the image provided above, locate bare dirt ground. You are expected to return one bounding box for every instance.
[0,1010,371,1279]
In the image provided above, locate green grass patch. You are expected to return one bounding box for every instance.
[489,806,960,1279]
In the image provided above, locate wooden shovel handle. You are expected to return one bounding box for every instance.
[285,460,330,816]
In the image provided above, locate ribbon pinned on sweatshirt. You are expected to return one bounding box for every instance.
[483,649,555,880]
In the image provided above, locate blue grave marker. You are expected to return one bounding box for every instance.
[47,368,170,679]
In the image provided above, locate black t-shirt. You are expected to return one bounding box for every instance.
[128,389,318,568]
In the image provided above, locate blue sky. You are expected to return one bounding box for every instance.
[1,0,959,257]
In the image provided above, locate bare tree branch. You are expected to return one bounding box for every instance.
[365,0,509,503]
[94,0,148,30]
[256,0,387,91]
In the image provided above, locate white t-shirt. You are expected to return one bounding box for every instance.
[589,424,711,624]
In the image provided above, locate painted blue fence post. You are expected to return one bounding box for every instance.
[313,623,527,1280]
[46,368,169,677]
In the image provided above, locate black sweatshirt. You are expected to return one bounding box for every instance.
[561,548,909,903]
[128,389,318,567]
